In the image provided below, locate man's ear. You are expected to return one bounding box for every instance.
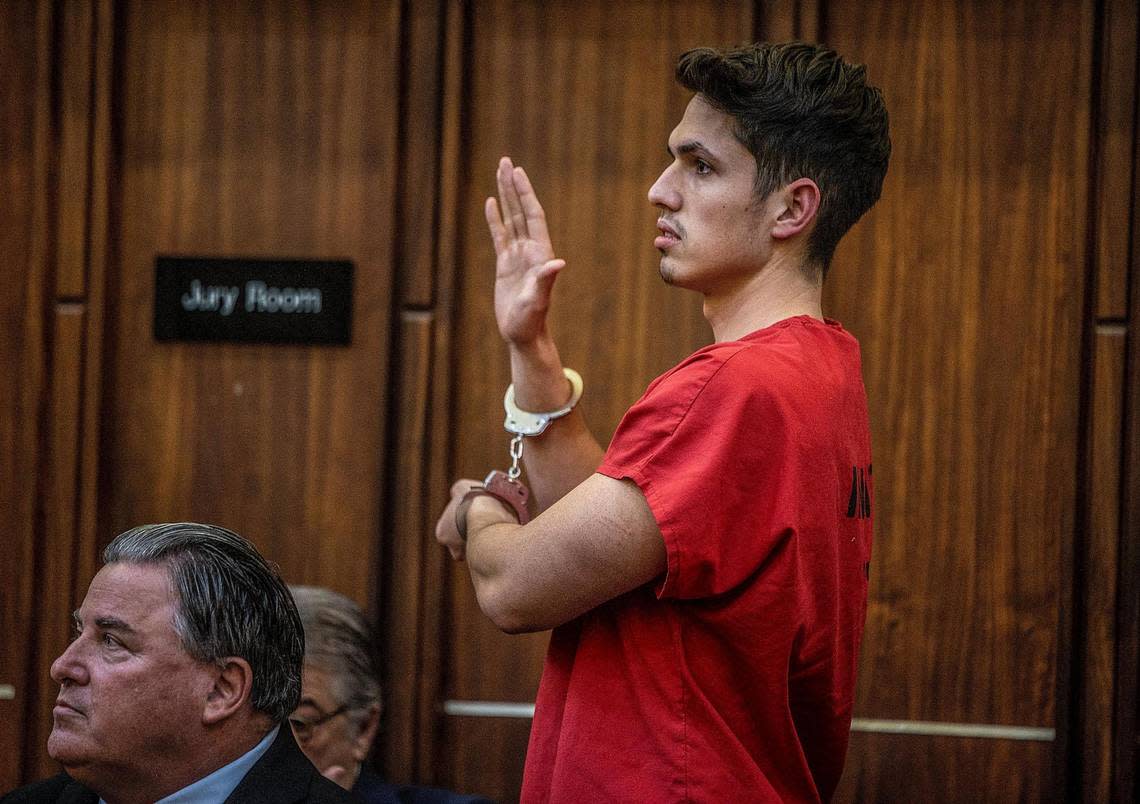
[351,703,381,763]
[202,657,254,725]
[771,178,821,241]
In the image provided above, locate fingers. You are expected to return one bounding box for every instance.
[485,197,507,255]
[513,166,552,246]
[497,157,528,241]
[436,478,481,562]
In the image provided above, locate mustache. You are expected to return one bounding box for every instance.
[657,217,685,239]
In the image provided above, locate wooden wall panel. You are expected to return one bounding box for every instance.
[0,0,51,790]
[382,312,435,780]
[100,0,401,603]
[1077,331,1126,801]
[836,733,1053,802]
[55,2,95,300]
[823,0,1093,796]
[446,717,531,803]
[441,1,751,799]
[1094,0,1136,319]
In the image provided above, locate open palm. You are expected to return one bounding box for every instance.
[485,157,566,345]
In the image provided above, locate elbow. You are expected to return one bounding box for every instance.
[474,580,546,635]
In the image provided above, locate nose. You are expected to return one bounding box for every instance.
[647,163,680,211]
[50,637,89,687]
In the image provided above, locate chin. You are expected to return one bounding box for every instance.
[48,726,94,767]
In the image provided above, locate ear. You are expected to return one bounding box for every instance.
[202,657,255,725]
[350,703,381,763]
[771,178,821,241]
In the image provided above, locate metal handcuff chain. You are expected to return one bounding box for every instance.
[502,366,585,477]
[456,368,583,539]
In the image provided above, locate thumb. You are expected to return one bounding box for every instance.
[531,259,565,297]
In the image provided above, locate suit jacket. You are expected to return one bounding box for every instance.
[2,726,357,803]
[351,770,492,804]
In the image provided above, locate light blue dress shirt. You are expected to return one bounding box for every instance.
[99,725,280,804]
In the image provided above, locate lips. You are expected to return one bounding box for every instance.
[54,699,86,718]
[655,219,681,250]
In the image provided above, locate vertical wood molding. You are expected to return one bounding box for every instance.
[24,0,113,781]
[382,313,435,781]
[416,0,468,783]
[55,1,94,300]
[1112,17,1140,796]
[1076,0,1139,799]
[1078,332,1126,801]
[77,0,114,592]
[1094,0,1137,319]
[379,0,460,786]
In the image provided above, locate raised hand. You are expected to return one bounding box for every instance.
[486,157,566,345]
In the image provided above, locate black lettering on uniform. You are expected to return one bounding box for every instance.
[847,467,859,518]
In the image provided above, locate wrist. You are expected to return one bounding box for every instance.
[508,338,572,411]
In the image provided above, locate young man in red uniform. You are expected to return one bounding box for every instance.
[435,42,890,802]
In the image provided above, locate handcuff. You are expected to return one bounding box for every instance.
[455,367,583,539]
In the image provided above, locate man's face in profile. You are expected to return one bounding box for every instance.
[648,94,779,294]
[48,562,215,788]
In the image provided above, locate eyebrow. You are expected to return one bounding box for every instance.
[667,140,713,159]
[72,610,138,635]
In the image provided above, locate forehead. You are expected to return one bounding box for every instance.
[79,562,179,636]
[668,94,748,157]
[299,662,340,709]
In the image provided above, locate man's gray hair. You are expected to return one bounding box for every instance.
[289,586,382,719]
[103,522,304,722]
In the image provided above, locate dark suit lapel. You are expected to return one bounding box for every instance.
[224,726,316,804]
[57,779,99,804]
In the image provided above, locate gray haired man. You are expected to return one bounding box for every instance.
[289,586,491,804]
[3,523,355,803]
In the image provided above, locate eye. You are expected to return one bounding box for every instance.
[101,633,123,649]
[694,159,712,175]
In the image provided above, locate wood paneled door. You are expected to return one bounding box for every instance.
[1,0,1136,801]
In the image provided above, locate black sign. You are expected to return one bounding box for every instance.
[154,256,353,344]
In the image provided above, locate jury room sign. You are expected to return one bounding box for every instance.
[154,256,353,344]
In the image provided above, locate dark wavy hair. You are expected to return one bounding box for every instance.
[677,42,891,275]
[104,522,304,722]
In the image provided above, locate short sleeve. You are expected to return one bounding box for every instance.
[597,346,796,600]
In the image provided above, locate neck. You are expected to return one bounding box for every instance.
[92,720,274,804]
[702,252,823,342]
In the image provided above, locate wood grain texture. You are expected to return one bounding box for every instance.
[28,307,88,782]
[441,716,531,804]
[823,0,1094,795]
[394,0,445,309]
[381,312,434,781]
[1112,57,1140,798]
[835,732,1053,802]
[55,1,94,300]
[1076,331,1125,801]
[756,0,797,41]
[1094,0,1137,320]
[0,0,51,790]
[100,0,401,605]
[445,0,750,709]
[75,0,115,595]
[415,0,467,783]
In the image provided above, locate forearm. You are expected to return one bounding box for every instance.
[458,476,667,635]
[508,337,604,509]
